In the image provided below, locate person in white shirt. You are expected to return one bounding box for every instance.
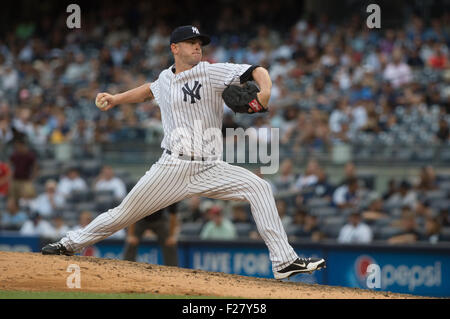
[20,212,56,238]
[57,168,88,198]
[293,158,321,192]
[383,48,412,88]
[338,211,373,243]
[93,165,127,201]
[333,177,361,209]
[51,214,70,240]
[30,179,65,218]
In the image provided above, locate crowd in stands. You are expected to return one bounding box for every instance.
[0,2,450,245]
[175,160,450,244]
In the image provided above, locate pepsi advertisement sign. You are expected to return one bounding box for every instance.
[326,250,449,297]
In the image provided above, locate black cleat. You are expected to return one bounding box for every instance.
[274,257,326,279]
[41,243,74,256]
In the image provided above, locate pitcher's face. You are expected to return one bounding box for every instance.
[172,38,203,66]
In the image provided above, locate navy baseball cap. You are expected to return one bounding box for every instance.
[170,25,211,46]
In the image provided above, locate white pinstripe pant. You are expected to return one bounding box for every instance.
[61,152,298,271]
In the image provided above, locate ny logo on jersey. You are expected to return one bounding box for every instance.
[192,27,200,34]
[182,81,202,104]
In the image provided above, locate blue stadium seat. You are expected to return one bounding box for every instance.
[373,226,403,240]
[180,222,203,237]
[440,228,450,242]
[234,222,254,238]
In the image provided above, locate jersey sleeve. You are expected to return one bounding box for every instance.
[209,62,255,92]
[149,78,160,103]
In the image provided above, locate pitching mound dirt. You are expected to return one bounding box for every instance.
[0,252,425,298]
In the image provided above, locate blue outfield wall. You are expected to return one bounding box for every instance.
[1,233,449,297]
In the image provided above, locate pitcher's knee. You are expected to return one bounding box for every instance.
[247,177,274,197]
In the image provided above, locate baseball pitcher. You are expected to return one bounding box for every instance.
[42,25,326,279]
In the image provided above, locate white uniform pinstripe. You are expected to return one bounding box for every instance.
[60,61,299,272]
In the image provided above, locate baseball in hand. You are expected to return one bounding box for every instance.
[96,96,108,109]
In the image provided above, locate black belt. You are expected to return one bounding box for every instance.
[163,148,207,161]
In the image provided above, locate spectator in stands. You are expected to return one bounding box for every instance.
[231,205,251,223]
[385,180,418,211]
[332,177,362,210]
[337,210,373,244]
[382,179,397,200]
[49,112,71,144]
[57,167,88,198]
[361,194,389,222]
[93,165,127,201]
[276,199,292,228]
[329,97,351,143]
[8,139,37,202]
[182,196,204,223]
[273,158,296,192]
[383,48,412,88]
[303,168,334,202]
[427,43,448,69]
[435,117,449,143]
[388,211,420,244]
[415,165,438,192]
[0,160,11,198]
[292,158,321,192]
[1,197,28,230]
[20,212,55,237]
[407,47,424,68]
[29,179,65,218]
[200,206,237,240]
[50,214,70,240]
[422,216,442,244]
[340,162,358,186]
[0,114,14,145]
[415,200,434,218]
[439,209,450,227]
[299,213,324,242]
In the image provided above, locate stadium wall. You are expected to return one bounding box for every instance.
[1,233,449,297]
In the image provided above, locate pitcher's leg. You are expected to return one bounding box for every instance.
[191,162,298,271]
[59,156,192,253]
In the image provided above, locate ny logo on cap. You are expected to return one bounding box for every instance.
[192,27,200,34]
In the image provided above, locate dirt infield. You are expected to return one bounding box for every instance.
[0,252,426,298]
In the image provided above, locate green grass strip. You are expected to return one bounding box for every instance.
[0,290,237,299]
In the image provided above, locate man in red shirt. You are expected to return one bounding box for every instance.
[0,161,10,198]
[428,44,448,69]
[8,139,37,202]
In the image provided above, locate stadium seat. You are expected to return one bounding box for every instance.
[74,202,97,214]
[424,190,447,201]
[67,190,93,204]
[306,197,331,208]
[439,149,450,162]
[322,223,342,239]
[285,224,300,236]
[234,222,254,238]
[179,222,203,237]
[373,226,403,240]
[94,192,117,212]
[80,160,102,177]
[311,207,339,217]
[440,227,450,242]
[430,199,450,211]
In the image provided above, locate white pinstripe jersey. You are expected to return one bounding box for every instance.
[150,61,252,157]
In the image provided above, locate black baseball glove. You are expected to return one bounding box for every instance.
[222,82,268,114]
